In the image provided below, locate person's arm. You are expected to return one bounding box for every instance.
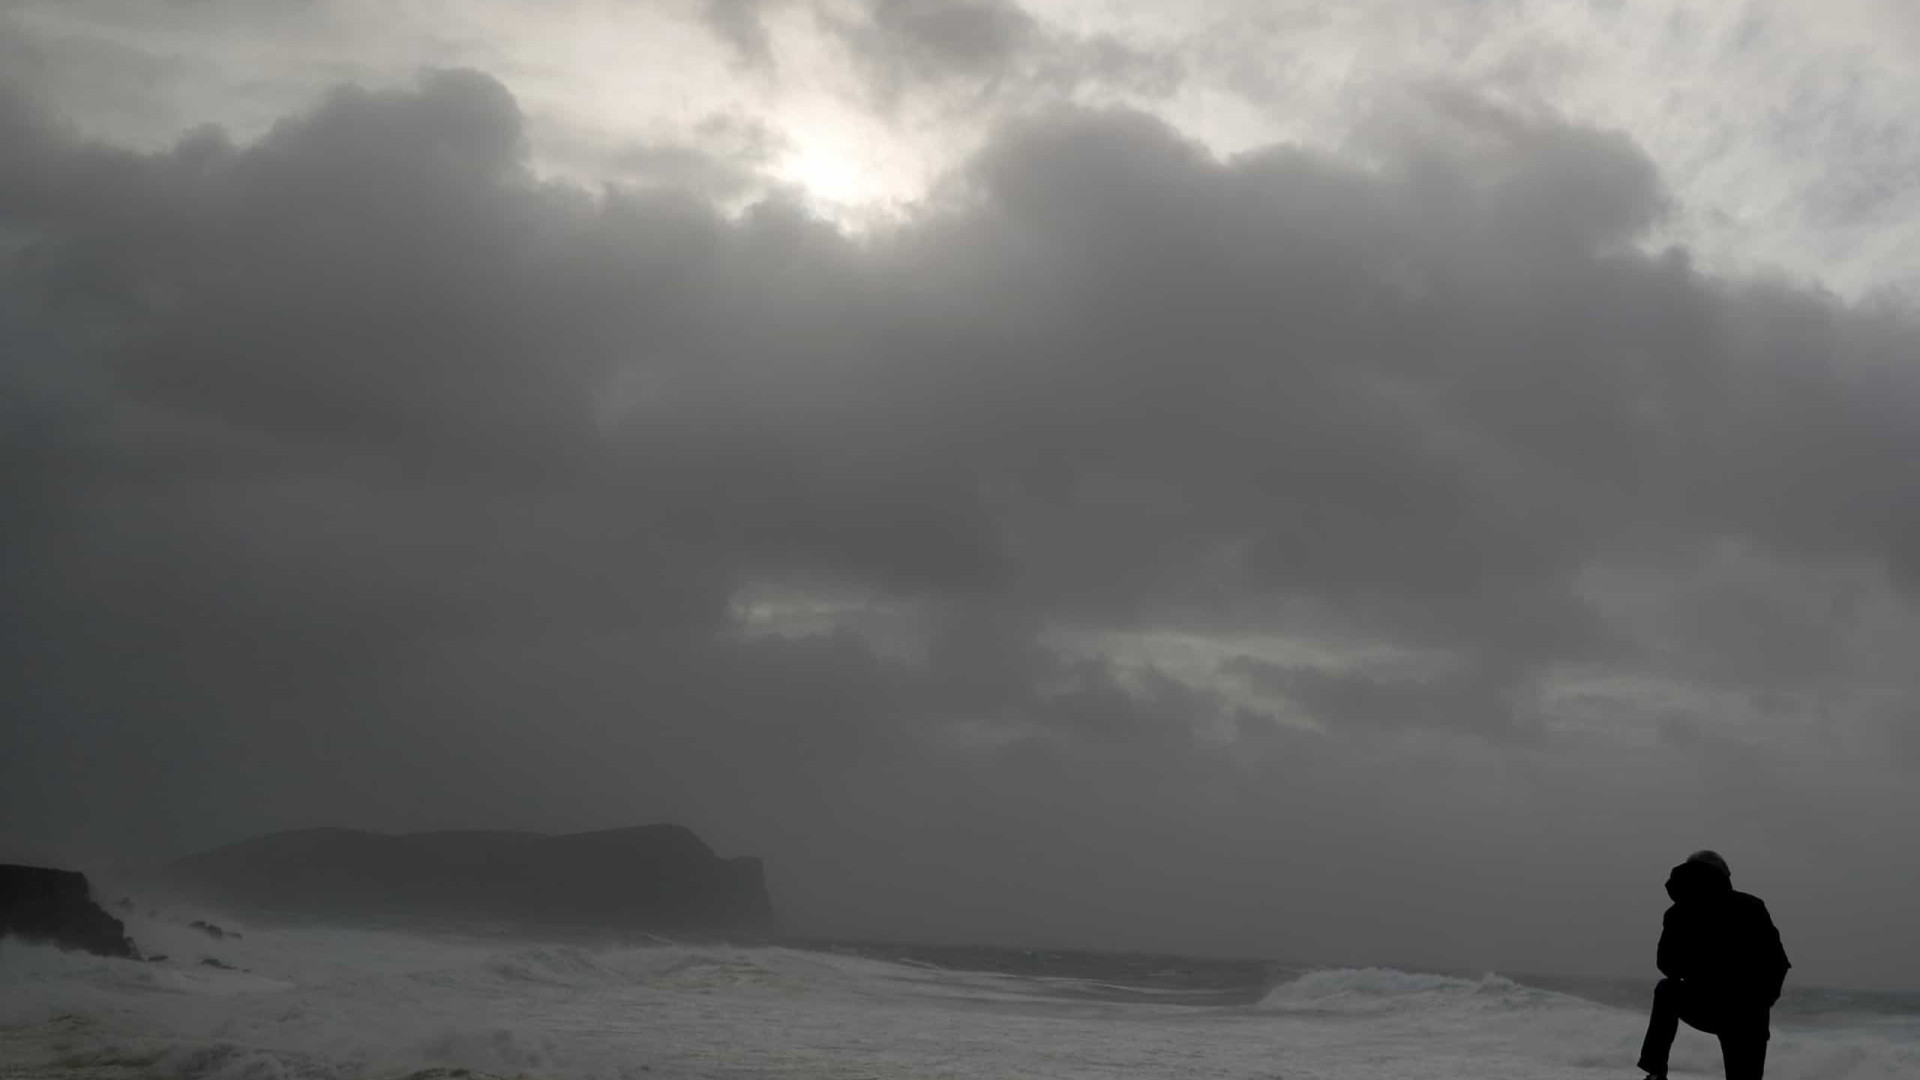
[1655,906,1687,979]
[1754,900,1790,1005]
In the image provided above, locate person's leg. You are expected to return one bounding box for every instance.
[1717,1027,1768,1079]
[1637,978,1686,1076]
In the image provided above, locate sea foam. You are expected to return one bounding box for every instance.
[3,912,1917,1080]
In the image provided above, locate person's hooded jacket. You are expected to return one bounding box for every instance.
[1656,858,1791,1009]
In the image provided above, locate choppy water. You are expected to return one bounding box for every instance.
[826,939,1920,1020]
[2,907,1916,1079]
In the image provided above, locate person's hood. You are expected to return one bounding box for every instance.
[1666,858,1734,904]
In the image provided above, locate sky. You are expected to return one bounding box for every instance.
[3,0,1919,991]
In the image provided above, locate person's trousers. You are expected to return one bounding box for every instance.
[1637,977,1768,1079]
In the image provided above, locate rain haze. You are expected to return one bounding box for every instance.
[6,0,1920,1023]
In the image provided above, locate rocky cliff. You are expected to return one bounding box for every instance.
[165,825,774,931]
[0,864,138,957]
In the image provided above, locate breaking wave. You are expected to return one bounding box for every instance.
[1256,966,1575,1016]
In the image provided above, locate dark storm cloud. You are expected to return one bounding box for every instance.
[1,69,1904,730]
[7,65,1920,984]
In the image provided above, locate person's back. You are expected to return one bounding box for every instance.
[1638,850,1790,1080]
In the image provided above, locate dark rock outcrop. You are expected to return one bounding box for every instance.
[166,825,775,931]
[0,864,138,958]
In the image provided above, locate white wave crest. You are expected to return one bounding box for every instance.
[1256,966,1571,1016]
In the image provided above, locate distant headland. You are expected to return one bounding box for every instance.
[163,824,775,932]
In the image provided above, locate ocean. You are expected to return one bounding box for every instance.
[3,908,1917,1079]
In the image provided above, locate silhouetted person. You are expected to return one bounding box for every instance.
[1637,850,1790,1080]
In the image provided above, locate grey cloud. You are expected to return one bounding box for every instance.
[1033,34,1184,98]
[597,114,787,198]
[6,71,596,461]
[819,0,1180,108]
[854,0,1040,81]
[704,0,778,68]
[1224,655,1529,738]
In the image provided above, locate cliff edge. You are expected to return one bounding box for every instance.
[0,864,138,957]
